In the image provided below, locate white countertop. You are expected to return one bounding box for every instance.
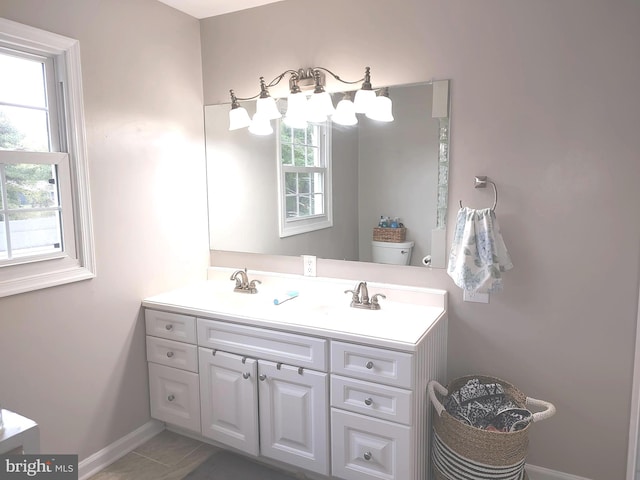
[142,268,447,351]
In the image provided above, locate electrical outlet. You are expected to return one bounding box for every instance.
[302,255,316,277]
[463,290,490,303]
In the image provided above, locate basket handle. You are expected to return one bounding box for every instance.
[427,380,449,416]
[526,396,556,423]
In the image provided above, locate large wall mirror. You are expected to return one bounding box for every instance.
[205,80,450,268]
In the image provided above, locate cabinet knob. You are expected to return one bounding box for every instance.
[365,361,374,370]
[167,394,175,402]
[364,397,373,406]
[165,324,173,331]
[166,351,174,358]
[243,372,251,379]
[363,451,372,461]
[259,374,267,381]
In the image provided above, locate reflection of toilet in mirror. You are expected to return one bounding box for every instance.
[371,240,414,265]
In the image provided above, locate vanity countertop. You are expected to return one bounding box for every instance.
[142,268,447,351]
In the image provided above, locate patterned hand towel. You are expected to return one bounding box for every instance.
[447,207,513,293]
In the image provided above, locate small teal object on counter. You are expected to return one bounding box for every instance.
[273,291,299,305]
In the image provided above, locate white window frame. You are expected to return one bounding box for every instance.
[276,120,333,238]
[0,17,95,297]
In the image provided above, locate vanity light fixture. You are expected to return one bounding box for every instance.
[228,90,251,130]
[228,66,392,134]
[332,92,358,126]
[365,87,394,122]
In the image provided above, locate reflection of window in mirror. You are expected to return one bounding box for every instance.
[277,121,333,238]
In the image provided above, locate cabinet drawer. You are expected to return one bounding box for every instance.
[331,409,411,480]
[198,319,327,371]
[145,309,196,344]
[146,336,198,373]
[149,363,200,432]
[331,341,413,388]
[331,375,412,425]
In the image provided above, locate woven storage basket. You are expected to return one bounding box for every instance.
[373,227,406,242]
[428,375,555,480]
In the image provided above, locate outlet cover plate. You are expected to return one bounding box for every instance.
[303,255,316,277]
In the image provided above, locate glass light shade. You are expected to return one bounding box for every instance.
[284,92,308,129]
[248,112,273,135]
[307,91,334,123]
[256,96,282,120]
[353,88,376,114]
[366,95,394,122]
[331,98,358,126]
[228,106,251,130]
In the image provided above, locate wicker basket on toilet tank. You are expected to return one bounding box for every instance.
[428,375,556,480]
[372,227,406,242]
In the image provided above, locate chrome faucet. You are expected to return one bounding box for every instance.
[344,281,386,310]
[230,268,261,294]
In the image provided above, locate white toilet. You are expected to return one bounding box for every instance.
[371,240,415,265]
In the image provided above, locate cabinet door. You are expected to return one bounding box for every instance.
[258,360,329,475]
[331,409,412,480]
[199,348,259,456]
[148,363,200,432]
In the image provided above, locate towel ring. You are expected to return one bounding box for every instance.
[459,176,498,211]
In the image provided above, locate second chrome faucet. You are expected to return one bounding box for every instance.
[345,281,386,310]
[230,268,261,294]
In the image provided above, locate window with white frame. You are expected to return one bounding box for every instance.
[277,120,332,238]
[0,18,95,297]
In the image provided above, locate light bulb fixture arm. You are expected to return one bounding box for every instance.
[231,66,372,101]
[310,66,367,86]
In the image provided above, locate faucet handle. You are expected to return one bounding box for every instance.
[249,279,261,293]
[371,293,386,309]
[344,289,359,304]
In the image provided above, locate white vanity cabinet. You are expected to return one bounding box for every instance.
[329,333,447,480]
[197,318,330,476]
[145,310,201,432]
[142,273,448,480]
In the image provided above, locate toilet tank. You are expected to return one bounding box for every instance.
[371,240,415,265]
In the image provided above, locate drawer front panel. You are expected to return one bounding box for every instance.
[197,319,327,371]
[331,342,413,388]
[146,336,198,372]
[148,363,200,432]
[145,309,196,344]
[331,375,412,425]
[331,409,411,480]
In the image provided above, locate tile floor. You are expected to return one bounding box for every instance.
[88,430,220,480]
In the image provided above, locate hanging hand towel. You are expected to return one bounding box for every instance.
[447,207,513,293]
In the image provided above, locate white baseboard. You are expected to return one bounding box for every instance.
[527,463,593,480]
[78,420,165,480]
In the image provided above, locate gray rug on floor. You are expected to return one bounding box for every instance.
[183,450,298,480]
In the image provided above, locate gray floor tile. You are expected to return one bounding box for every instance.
[132,430,205,467]
[88,452,170,480]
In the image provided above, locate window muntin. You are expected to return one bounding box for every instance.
[277,121,332,237]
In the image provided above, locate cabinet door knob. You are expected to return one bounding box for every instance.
[364,451,372,461]
[364,397,373,406]
[165,324,173,331]
[167,394,175,402]
[243,372,251,379]
[166,351,174,358]
[365,361,374,369]
[259,374,267,381]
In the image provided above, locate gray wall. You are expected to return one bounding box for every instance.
[0,0,209,461]
[202,1,640,479]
